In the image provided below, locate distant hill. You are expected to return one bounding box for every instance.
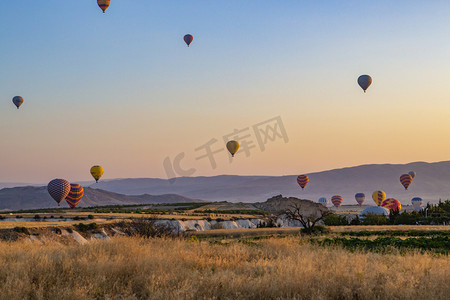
[92,161,450,205]
[0,186,204,211]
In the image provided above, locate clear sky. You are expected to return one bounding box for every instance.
[1,1,450,183]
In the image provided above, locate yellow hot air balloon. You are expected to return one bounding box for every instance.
[90,165,104,183]
[226,140,239,157]
[97,0,110,13]
[372,190,386,206]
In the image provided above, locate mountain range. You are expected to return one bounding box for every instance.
[0,186,202,211]
[91,161,450,205]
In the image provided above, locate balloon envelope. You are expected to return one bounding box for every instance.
[408,171,416,179]
[318,197,328,206]
[47,179,71,206]
[226,140,239,157]
[65,184,84,209]
[97,0,110,13]
[411,197,423,207]
[355,193,365,206]
[296,175,309,190]
[357,75,372,92]
[184,34,193,46]
[331,195,343,208]
[90,165,104,183]
[400,174,413,190]
[381,198,401,212]
[372,190,386,206]
[12,96,23,109]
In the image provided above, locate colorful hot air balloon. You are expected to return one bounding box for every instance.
[296,175,309,190]
[97,0,110,13]
[372,190,386,206]
[47,179,71,206]
[184,34,193,46]
[408,171,416,179]
[411,197,423,208]
[226,140,239,157]
[331,195,343,208]
[355,193,365,206]
[400,174,413,190]
[12,96,23,109]
[318,197,328,207]
[90,165,104,183]
[381,198,401,212]
[65,184,84,209]
[357,75,372,93]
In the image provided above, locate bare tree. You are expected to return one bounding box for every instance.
[285,203,331,235]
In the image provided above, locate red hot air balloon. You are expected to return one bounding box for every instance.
[47,179,71,206]
[331,195,343,208]
[381,198,401,212]
[184,34,193,46]
[65,184,84,209]
[400,174,413,190]
[297,175,309,190]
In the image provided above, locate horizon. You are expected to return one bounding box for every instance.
[1,159,447,185]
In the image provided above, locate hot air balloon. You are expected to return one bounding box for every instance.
[318,197,328,207]
[372,190,386,206]
[297,175,309,190]
[226,140,239,157]
[90,165,104,183]
[331,195,343,208]
[12,96,23,109]
[355,193,365,206]
[400,174,413,190]
[357,75,372,93]
[408,171,416,179]
[65,184,84,209]
[381,198,401,212]
[47,179,71,206]
[97,0,110,13]
[184,34,193,46]
[411,197,423,208]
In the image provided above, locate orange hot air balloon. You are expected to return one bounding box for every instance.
[381,198,401,212]
[65,184,84,209]
[184,34,193,46]
[400,174,413,190]
[97,0,110,13]
[331,195,343,208]
[296,175,309,190]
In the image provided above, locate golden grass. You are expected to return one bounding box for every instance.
[0,236,449,299]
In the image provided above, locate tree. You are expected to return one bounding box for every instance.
[284,203,331,235]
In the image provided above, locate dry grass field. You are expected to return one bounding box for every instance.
[0,236,449,300]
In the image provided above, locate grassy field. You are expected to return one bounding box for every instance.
[0,235,448,299]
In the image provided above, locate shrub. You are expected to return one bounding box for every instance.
[13,227,30,235]
[120,219,176,238]
[360,213,388,225]
[323,214,348,226]
[301,225,330,235]
[75,223,98,232]
[33,215,41,220]
[88,215,94,220]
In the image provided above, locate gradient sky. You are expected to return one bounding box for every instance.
[1,1,450,183]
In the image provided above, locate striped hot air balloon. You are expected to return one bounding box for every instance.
[47,179,71,206]
[372,190,386,206]
[297,175,309,190]
[400,174,413,190]
[355,193,365,206]
[381,198,401,212]
[318,197,328,207]
[65,184,84,209]
[331,195,343,208]
[97,0,110,13]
